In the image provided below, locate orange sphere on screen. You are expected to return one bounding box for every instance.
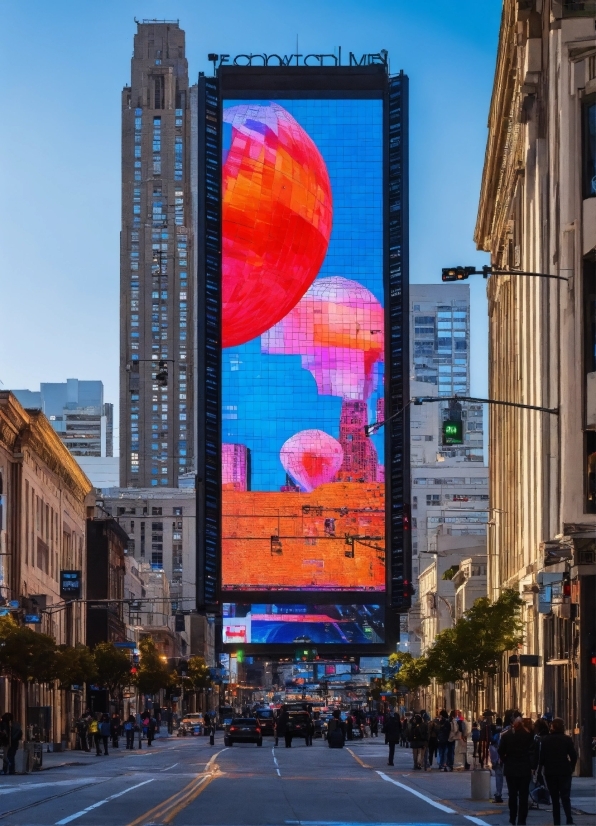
[222,102,333,348]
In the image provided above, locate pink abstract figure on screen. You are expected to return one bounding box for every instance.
[262,276,384,401]
[280,430,344,492]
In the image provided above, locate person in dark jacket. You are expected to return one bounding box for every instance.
[276,707,291,748]
[409,713,429,770]
[436,710,451,771]
[110,713,121,748]
[384,712,402,766]
[99,714,111,755]
[498,717,534,825]
[538,718,577,826]
[0,713,22,775]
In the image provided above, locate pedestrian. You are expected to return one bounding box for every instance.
[86,714,95,752]
[0,713,22,775]
[346,714,353,741]
[471,721,480,761]
[276,706,291,748]
[305,712,314,747]
[498,716,534,825]
[147,715,157,746]
[88,715,101,755]
[383,711,402,766]
[327,710,346,749]
[489,721,504,803]
[370,713,379,737]
[399,715,408,747]
[427,717,439,767]
[76,715,89,752]
[538,717,577,826]
[110,713,121,748]
[479,709,496,768]
[409,713,429,770]
[437,709,451,771]
[455,710,470,770]
[99,714,110,755]
[124,715,135,749]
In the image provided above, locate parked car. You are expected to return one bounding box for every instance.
[177,713,204,736]
[224,717,263,747]
[254,708,275,736]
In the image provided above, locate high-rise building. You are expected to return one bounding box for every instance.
[410,283,483,461]
[12,379,113,457]
[119,20,194,488]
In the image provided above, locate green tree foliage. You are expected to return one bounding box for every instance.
[93,642,133,698]
[182,656,212,692]
[389,652,431,691]
[135,637,174,695]
[54,644,98,690]
[0,616,57,683]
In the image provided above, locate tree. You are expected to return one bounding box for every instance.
[390,652,431,692]
[183,656,212,692]
[93,642,133,700]
[54,644,98,690]
[425,588,524,715]
[135,637,174,696]
[0,617,57,683]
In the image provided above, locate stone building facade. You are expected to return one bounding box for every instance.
[0,392,93,747]
[475,0,596,774]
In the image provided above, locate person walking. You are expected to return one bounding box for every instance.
[110,713,121,749]
[427,717,439,768]
[370,713,379,737]
[147,715,157,746]
[346,714,353,741]
[327,710,346,749]
[88,715,101,755]
[276,707,291,748]
[409,713,429,770]
[498,717,534,825]
[124,715,135,750]
[489,722,504,803]
[0,713,22,775]
[384,711,402,766]
[538,718,577,826]
[447,709,461,771]
[437,709,451,771]
[76,715,89,752]
[99,714,111,755]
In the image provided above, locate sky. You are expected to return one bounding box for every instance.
[0,0,501,454]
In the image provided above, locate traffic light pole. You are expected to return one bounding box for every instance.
[413,394,559,415]
[442,265,569,283]
[364,394,558,436]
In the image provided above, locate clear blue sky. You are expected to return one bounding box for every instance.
[0,0,500,452]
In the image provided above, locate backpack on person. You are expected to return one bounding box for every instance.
[328,719,345,749]
[448,719,461,742]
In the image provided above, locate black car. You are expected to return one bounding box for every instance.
[254,708,275,736]
[288,711,312,744]
[224,717,263,747]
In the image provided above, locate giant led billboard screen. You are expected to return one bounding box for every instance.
[221,97,385,593]
[222,604,384,645]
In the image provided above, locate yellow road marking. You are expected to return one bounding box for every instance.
[126,748,226,826]
[346,748,372,769]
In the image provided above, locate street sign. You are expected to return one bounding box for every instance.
[60,570,82,600]
[25,614,42,623]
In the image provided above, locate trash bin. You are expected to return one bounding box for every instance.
[470,769,491,800]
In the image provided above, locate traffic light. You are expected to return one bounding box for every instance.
[443,420,464,445]
[562,573,571,598]
[442,266,475,282]
[156,360,168,387]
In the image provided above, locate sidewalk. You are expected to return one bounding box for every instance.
[350,739,596,818]
[28,731,175,772]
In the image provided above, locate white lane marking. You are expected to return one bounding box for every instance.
[465,818,491,826]
[276,768,281,776]
[160,762,179,771]
[376,771,456,814]
[0,779,89,796]
[206,747,226,770]
[54,779,153,825]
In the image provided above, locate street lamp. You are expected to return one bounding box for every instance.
[441,265,568,283]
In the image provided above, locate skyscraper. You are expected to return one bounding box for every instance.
[409,283,483,461]
[120,20,194,488]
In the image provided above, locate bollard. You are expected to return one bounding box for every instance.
[470,769,491,800]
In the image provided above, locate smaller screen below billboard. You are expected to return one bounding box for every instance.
[222,603,384,645]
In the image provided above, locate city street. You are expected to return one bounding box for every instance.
[1,733,594,826]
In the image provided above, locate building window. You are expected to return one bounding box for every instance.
[152,75,165,109]
[583,97,596,198]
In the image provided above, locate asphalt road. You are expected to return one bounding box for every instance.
[0,733,592,826]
